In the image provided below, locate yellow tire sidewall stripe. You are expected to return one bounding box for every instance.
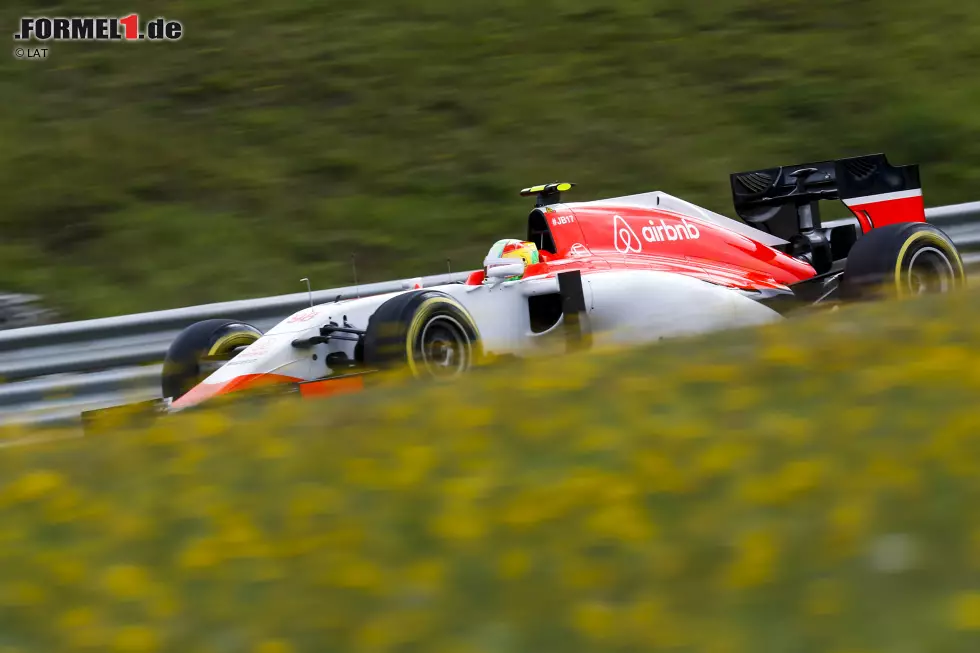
[893,230,964,296]
[404,296,478,377]
[208,331,260,357]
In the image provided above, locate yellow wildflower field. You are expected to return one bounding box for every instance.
[2,287,980,652]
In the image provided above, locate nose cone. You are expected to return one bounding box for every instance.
[169,372,302,411]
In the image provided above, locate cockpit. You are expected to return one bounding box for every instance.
[520,182,576,256]
[526,209,557,256]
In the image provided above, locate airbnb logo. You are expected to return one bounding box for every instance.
[613,214,642,253]
[613,214,701,253]
[641,218,700,243]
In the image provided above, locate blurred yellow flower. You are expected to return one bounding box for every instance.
[254,640,294,653]
[402,558,447,593]
[102,564,151,599]
[721,386,762,411]
[762,342,810,366]
[331,556,384,591]
[258,437,293,459]
[192,411,233,438]
[57,607,97,631]
[951,592,980,630]
[584,502,656,544]
[725,529,780,589]
[390,444,437,487]
[571,601,615,640]
[497,548,530,580]
[2,581,46,607]
[2,470,64,504]
[177,537,221,569]
[696,441,753,479]
[428,507,488,542]
[826,499,872,558]
[112,625,160,652]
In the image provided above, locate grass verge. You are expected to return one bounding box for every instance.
[0,287,979,651]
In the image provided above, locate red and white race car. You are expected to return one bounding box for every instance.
[83,153,966,424]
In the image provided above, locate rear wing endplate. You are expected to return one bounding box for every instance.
[730,153,924,237]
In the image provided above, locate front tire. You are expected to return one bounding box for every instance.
[161,319,262,400]
[840,222,965,301]
[362,291,481,379]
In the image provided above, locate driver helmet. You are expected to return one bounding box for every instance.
[485,239,539,281]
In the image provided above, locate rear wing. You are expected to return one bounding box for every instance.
[730,153,924,238]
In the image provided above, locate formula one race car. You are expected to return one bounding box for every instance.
[82,153,965,426]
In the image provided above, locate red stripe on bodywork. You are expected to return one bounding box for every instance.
[170,373,302,410]
[299,375,366,398]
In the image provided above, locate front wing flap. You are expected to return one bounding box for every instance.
[79,372,376,436]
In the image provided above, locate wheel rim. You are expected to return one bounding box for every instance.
[418,315,471,378]
[906,246,956,295]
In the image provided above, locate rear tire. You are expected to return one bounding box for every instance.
[362,291,481,379]
[840,222,965,301]
[162,319,262,400]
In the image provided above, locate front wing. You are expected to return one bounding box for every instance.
[79,372,374,435]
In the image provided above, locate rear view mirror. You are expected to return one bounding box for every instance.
[484,258,525,280]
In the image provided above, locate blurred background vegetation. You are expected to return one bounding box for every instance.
[2,0,979,318]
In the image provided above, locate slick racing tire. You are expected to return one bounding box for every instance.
[840,222,965,301]
[161,319,262,401]
[362,290,481,379]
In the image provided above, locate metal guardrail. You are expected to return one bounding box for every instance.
[821,201,980,266]
[1,200,979,430]
[0,293,58,330]
[0,272,466,382]
[0,272,470,428]
[926,201,980,267]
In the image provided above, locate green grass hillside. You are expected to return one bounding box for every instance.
[1,287,980,651]
[2,0,980,318]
